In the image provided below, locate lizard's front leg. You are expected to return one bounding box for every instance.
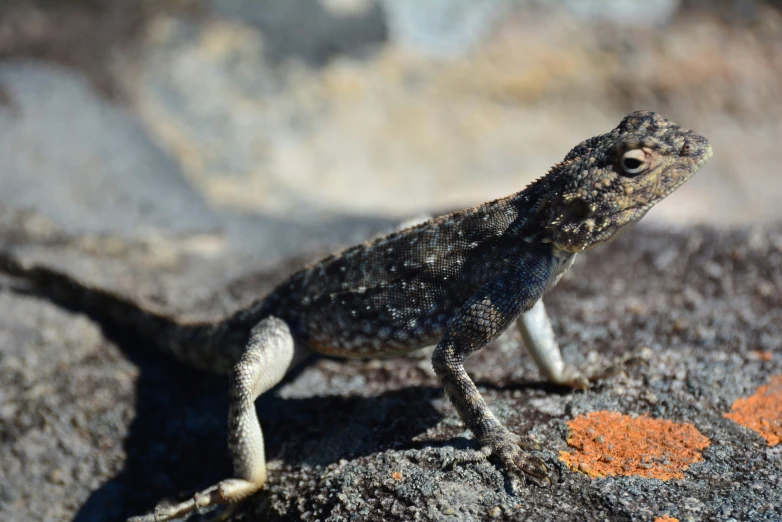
[517,299,588,390]
[130,317,300,522]
[431,277,549,485]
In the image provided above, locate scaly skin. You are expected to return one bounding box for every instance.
[0,111,712,521]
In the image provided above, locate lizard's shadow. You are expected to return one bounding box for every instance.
[73,345,447,522]
[71,312,564,522]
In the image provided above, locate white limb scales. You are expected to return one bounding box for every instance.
[516,299,588,390]
[129,317,301,522]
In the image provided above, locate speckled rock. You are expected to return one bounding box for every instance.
[1,2,781,521]
[2,220,780,521]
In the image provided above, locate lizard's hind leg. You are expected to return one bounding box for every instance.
[130,317,299,522]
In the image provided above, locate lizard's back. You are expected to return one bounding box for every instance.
[260,194,548,357]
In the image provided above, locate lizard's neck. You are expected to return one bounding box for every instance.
[505,180,558,244]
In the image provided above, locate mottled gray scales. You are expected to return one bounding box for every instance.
[259,198,525,356]
[0,112,712,521]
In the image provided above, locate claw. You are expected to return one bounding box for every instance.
[518,455,547,479]
[444,446,492,470]
[483,428,550,486]
[559,365,590,391]
[571,376,590,391]
[447,428,551,487]
[513,433,541,451]
[528,474,551,487]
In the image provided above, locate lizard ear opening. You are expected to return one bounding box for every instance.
[562,198,592,221]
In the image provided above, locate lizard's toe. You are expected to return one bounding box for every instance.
[556,365,590,391]
[523,455,548,481]
[484,429,549,485]
[509,432,542,451]
[504,448,548,480]
[526,472,551,487]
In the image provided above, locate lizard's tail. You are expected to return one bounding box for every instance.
[0,251,264,374]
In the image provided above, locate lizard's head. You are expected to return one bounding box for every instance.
[545,110,712,253]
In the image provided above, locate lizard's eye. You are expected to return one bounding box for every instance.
[619,149,648,176]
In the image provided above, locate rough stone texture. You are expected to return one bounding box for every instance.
[724,375,782,446]
[0,62,396,316]
[241,225,782,522]
[0,285,136,522]
[2,216,781,521]
[1,1,781,521]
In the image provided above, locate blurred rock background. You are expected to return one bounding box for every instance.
[1,1,781,521]
[1,0,781,228]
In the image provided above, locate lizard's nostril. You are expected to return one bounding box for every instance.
[682,134,710,157]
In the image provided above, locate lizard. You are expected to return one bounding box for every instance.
[0,111,712,521]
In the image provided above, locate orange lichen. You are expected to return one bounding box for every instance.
[559,411,711,480]
[750,351,774,362]
[723,375,782,446]
[391,471,403,481]
[654,516,679,522]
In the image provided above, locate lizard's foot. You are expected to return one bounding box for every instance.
[128,317,293,522]
[562,365,589,391]
[550,364,589,391]
[479,428,549,487]
[127,478,259,522]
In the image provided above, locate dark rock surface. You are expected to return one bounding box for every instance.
[1,206,781,521]
[1,2,781,522]
[245,225,782,522]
